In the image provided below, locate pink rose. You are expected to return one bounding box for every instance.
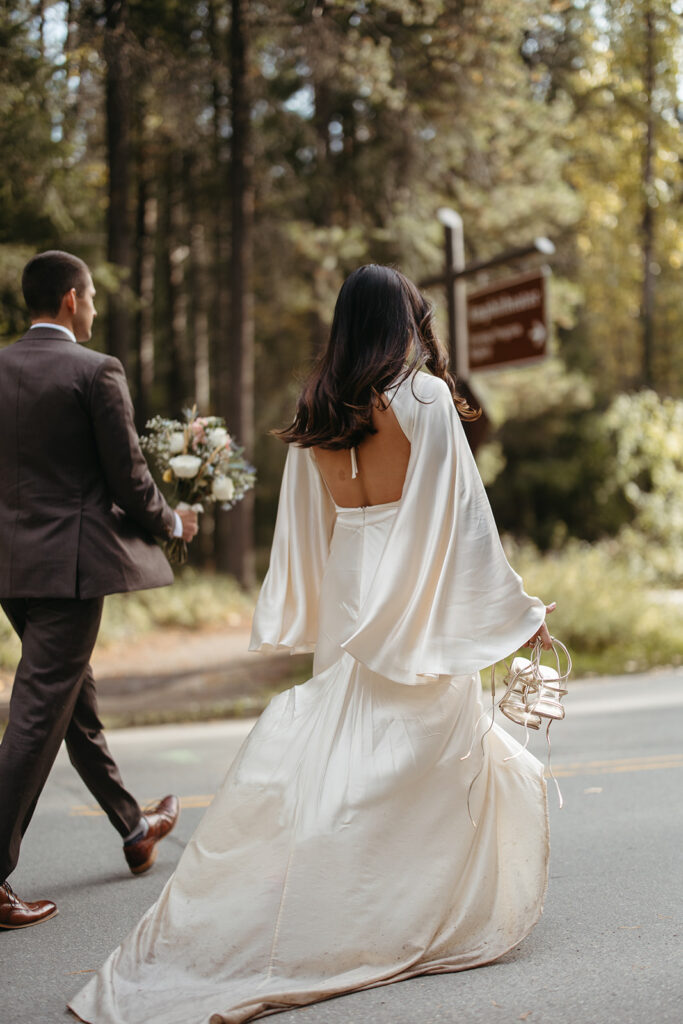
[191,421,206,449]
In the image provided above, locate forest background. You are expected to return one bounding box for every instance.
[1,0,682,679]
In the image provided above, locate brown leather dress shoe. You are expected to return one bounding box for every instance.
[0,882,58,929]
[123,794,180,875]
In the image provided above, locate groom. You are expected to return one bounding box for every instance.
[0,250,199,929]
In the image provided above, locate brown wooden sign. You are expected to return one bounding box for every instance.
[466,267,549,371]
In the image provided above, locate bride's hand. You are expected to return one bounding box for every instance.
[525,602,556,649]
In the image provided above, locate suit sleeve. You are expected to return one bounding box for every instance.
[89,356,176,540]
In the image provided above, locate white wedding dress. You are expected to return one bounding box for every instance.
[69,373,549,1024]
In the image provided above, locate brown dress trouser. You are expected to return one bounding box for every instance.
[0,596,141,883]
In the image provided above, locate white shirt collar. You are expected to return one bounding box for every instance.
[30,322,77,343]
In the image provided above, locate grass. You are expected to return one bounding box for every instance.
[0,570,256,671]
[99,569,255,640]
[1,545,680,681]
[504,538,682,678]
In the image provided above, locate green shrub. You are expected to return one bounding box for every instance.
[506,537,682,676]
[0,570,255,670]
[99,570,255,641]
[601,390,683,584]
[1,553,679,680]
[485,388,683,589]
[486,405,633,550]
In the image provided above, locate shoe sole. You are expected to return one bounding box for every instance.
[0,907,59,929]
[129,846,158,875]
[128,810,179,875]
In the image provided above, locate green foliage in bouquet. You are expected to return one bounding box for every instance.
[140,407,256,563]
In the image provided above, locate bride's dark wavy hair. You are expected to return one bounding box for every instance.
[276,264,480,449]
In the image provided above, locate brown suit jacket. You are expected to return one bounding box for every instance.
[0,327,175,598]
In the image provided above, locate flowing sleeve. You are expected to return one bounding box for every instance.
[249,444,336,654]
[342,374,546,683]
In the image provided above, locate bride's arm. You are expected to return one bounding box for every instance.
[249,445,336,654]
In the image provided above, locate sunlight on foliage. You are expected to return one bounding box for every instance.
[602,390,683,583]
[506,537,682,677]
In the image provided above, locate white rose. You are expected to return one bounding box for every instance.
[169,431,185,455]
[208,427,229,449]
[169,455,202,479]
[212,475,235,501]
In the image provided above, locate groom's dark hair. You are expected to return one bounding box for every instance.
[22,250,90,317]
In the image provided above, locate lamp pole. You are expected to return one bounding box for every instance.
[422,210,555,379]
[437,208,469,380]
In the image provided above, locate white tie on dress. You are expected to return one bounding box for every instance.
[350,445,359,479]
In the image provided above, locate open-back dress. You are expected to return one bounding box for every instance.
[69,372,549,1024]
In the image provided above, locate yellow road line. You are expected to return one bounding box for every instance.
[552,754,683,769]
[69,755,682,816]
[549,754,683,779]
[70,795,216,817]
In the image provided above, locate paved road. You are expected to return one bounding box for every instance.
[2,669,682,1024]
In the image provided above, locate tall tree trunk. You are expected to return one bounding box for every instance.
[206,0,229,575]
[207,0,230,414]
[134,150,157,429]
[37,0,46,58]
[215,0,255,586]
[187,158,211,414]
[63,1,78,144]
[104,0,132,371]
[163,153,191,416]
[308,77,334,356]
[640,3,655,389]
[65,1,75,55]
[187,157,216,568]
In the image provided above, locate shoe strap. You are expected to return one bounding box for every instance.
[463,635,570,826]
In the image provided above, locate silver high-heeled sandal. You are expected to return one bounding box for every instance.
[503,638,571,807]
[462,636,572,825]
[499,657,543,729]
[526,639,570,718]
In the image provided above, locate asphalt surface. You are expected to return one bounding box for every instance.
[2,668,682,1024]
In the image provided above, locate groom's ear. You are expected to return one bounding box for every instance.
[62,288,78,315]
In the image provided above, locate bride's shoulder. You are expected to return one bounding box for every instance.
[388,373,454,442]
[396,371,452,409]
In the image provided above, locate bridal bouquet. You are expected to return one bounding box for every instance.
[140,407,256,564]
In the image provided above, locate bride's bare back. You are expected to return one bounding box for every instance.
[313,402,411,507]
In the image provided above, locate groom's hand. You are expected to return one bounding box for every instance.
[178,509,199,542]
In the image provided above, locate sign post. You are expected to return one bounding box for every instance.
[419,210,554,452]
[467,267,549,372]
[437,208,469,380]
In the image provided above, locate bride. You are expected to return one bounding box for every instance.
[70,265,553,1024]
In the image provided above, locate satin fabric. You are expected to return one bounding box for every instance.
[69,373,549,1024]
[251,372,546,680]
